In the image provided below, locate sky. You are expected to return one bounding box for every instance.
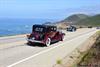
[0,0,100,20]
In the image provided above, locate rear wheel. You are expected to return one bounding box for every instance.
[45,38,51,47]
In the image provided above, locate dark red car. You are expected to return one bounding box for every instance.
[27,24,65,46]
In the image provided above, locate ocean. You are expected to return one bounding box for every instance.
[0,18,52,36]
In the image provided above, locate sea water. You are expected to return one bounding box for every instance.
[0,18,48,36]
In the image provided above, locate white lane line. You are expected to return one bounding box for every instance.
[7,30,96,67]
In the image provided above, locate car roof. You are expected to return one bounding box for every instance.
[33,24,57,28]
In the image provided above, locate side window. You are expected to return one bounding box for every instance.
[47,27,57,32]
[54,27,57,31]
[50,27,54,31]
[51,28,54,31]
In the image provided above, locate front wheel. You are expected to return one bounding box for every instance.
[45,38,51,47]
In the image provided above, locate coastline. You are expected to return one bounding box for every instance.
[0,33,28,39]
[0,33,29,37]
[0,33,27,50]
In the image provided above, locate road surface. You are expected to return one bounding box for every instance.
[0,28,97,67]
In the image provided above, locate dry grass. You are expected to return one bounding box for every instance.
[76,31,100,67]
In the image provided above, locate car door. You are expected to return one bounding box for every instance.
[52,31,61,41]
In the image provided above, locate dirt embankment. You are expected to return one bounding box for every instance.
[77,31,100,67]
[54,31,100,67]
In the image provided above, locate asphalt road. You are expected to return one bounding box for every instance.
[0,28,97,67]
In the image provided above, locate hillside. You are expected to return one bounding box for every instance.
[60,14,89,24]
[42,14,100,28]
[56,14,100,28]
[76,14,100,26]
[54,14,89,29]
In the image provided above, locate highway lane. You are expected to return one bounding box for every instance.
[12,29,97,67]
[0,35,26,45]
[0,28,97,67]
[0,28,89,49]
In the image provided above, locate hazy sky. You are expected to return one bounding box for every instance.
[0,0,100,20]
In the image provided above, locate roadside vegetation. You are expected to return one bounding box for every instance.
[54,31,100,67]
[77,15,100,26]
[76,31,100,67]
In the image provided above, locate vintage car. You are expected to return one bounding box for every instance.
[27,24,65,46]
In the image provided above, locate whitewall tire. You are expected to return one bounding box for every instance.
[46,38,51,47]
